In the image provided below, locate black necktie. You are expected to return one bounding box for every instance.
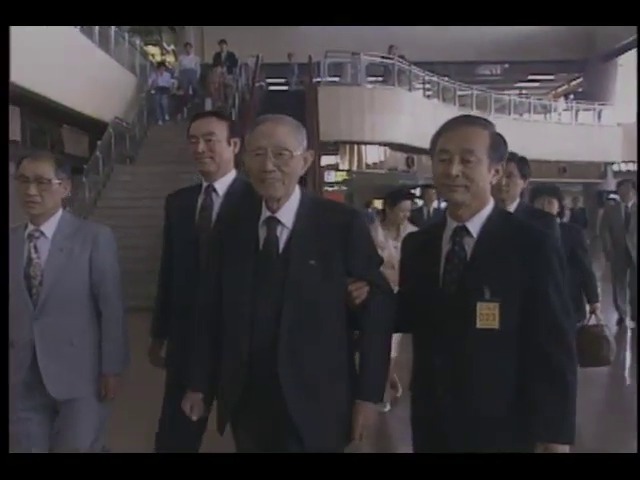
[261,215,280,261]
[197,184,216,235]
[197,184,216,265]
[624,204,631,232]
[441,225,469,295]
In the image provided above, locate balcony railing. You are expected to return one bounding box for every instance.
[315,51,614,126]
[75,26,153,83]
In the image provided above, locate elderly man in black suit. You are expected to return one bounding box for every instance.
[397,114,577,453]
[183,114,395,453]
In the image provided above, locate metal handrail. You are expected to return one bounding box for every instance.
[75,26,153,82]
[67,26,155,217]
[316,50,615,126]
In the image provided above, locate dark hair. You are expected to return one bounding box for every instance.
[505,151,532,181]
[187,110,241,142]
[429,114,508,165]
[156,61,167,69]
[383,188,416,210]
[616,178,637,192]
[16,151,72,179]
[218,39,228,46]
[184,42,193,48]
[421,183,436,191]
[529,183,564,219]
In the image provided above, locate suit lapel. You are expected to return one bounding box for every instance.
[36,211,79,311]
[180,185,201,250]
[280,193,317,331]
[225,192,261,332]
[215,175,248,229]
[10,226,32,310]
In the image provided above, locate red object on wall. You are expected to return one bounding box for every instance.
[323,190,345,203]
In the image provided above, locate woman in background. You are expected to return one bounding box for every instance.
[529,184,600,325]
[370,189,417,412]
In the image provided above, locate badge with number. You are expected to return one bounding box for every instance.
[476,301,500,329]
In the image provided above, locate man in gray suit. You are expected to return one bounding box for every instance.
[9,151,129,452]
[600,179,637,327]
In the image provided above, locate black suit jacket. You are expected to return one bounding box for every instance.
[397,208,577,452]
[212,51,239,76]
[189,190,395,451]
[409,206,445,229]
[514,201,562,242]
[559,222,599,323]
[568,207,588,230]
[151,175,252,373]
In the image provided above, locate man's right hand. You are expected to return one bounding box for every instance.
[148,339,166,369]
[182,391,206,422]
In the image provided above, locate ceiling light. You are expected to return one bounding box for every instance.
[527,74,555,81]
[514,82,541,88]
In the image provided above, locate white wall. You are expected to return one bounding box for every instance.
[10,26,140,123]
[317,86,624,163]
[200,26,597,63]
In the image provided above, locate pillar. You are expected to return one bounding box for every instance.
[583,58,618,103]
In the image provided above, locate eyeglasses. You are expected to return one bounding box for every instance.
[244,148,303,165]
[14,175,63,191]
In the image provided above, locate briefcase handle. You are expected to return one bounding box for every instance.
[581,312,605,327]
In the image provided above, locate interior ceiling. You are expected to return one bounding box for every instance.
[415,61,585,97]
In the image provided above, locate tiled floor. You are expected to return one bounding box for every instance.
[107,269,637,453]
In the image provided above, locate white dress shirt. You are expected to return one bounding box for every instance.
[506,198,520,213]
[258,185,302,252]
[195,169,237,225]
[440,198,495,279]
[178,53,201,76]
[24,208,64,266]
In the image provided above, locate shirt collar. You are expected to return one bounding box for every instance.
[444,198,495,240]
[26,208,63,240]
[260,185,301,231]
[506,198,520,213]
[201,169,237,198]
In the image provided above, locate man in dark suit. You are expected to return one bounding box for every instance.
[397,114,577,453]
[409,183,444,228]
[493,152,561,242]
[529,184,600,325]
[211,39,239,76]
[149,110,252,452]
[183,114,395,452]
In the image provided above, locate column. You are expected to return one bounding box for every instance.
[583,58,618,103]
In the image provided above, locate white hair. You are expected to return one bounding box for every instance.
[247,114,308,152]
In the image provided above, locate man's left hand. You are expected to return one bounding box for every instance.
[347,279,370,307]
[100,375,120,402]
[351,400,378,443]
[534,443,570,453]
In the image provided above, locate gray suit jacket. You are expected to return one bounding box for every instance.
[599,201,637,265]
[9,210,129,401]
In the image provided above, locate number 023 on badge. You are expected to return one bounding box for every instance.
[476,301,500,329]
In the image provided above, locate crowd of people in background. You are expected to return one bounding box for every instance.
[147,38,240,124]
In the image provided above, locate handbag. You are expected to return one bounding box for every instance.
[576,313,616,368]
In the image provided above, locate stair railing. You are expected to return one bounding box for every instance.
[74,26,153,82]
[69,93,151,218]
[64,27,155,218]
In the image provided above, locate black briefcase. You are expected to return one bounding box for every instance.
[576,313,616,368]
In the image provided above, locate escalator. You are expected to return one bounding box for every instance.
[257,89,307,127]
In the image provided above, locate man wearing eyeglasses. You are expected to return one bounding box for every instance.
[182,114,395,452]
[9,152,129,452]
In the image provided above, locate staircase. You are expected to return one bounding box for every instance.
[91,122,197,310]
